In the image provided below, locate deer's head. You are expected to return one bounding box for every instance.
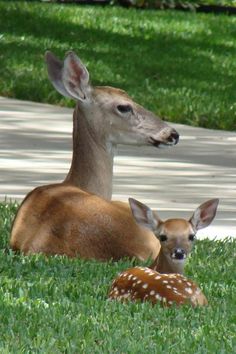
[45,51,179,148]
[129,198,219,271]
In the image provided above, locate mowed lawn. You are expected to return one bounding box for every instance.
[1,1,236,130]
[0,202,235,353]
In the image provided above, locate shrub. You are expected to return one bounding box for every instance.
[117,0,236,9]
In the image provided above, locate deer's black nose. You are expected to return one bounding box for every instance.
[168,130,179,145]
[173,249,185,260]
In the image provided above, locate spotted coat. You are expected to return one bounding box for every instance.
[108,267,208,307]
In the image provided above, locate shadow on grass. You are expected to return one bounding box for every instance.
[1,3,236,129]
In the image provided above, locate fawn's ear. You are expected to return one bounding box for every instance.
[189,199,219,231]
[45,51,71,98]
[45,51,91,102]
[128,198,161,231]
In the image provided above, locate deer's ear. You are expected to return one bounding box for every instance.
[189,198,219,231]
[62,51,91,102]
[45,51,71,98]
[129,198,160,231]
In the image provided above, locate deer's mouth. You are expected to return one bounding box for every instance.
[149,132,179,148]
[167,254,186,264]
[171,258,186,264]
[148,137,162,147]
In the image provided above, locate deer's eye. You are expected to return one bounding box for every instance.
[117,105,133,114]
[189,234,196,241]
[159,234,167,242]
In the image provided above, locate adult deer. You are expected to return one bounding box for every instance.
[10,51,179,260]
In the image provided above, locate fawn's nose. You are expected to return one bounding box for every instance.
[172,248,186,260]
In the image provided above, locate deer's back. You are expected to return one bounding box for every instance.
[10,184,160,260]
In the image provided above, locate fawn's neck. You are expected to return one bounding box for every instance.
[150,251,185,274]
[64,105,114,200]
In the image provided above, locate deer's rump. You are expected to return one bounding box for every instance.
[10,184,160,260]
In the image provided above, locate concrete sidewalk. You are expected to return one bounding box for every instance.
[0,96,235,239]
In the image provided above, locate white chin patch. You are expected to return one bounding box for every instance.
[171,258,185,264]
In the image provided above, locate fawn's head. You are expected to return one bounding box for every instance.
[129,198,219,268]
[45,51,179,148]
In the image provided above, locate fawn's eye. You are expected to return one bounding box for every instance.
[189,234,196,241]
[159,234,167,242]
[117,105,133,114]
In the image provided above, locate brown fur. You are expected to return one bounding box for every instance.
[10,184,160,260]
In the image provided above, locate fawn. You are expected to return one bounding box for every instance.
[108,198,219,307]
[129,197,219,274]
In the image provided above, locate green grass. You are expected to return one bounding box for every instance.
[1,1,236,130]
[0,201,235,352]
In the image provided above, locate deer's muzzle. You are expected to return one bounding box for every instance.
[168,130,179,145]
[171,248,187,261]
[149,128,179,148]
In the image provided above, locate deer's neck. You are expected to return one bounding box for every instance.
[64,105,114,200]
[150,252,184,274]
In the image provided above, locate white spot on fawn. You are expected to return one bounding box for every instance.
[142,283,148,289]
[155,294,162,301]
[136,266,145,271]
[173,289,182,296]
[185,287,193,294]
